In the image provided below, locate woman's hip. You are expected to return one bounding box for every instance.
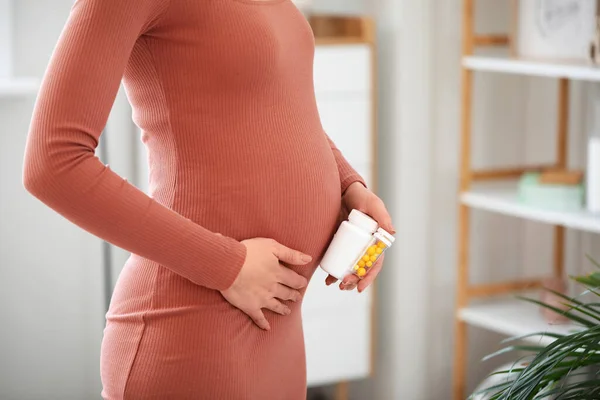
[101,309,307,399]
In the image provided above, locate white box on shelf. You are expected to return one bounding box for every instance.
[0,0,12,78]
[514,0,597,62]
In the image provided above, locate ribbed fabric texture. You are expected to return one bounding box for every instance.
[23,0,365,399]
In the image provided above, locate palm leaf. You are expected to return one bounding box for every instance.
[472,258,600,400]
[516,296,596,327]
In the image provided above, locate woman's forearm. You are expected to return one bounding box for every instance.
[23,0,245,291]
[324,134,366,193]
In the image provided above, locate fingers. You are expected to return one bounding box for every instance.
[248,309,271,331]
[340,274,359,291]
[277,265,308,289]
[357,256,384,293]
[265,299,291,316]
[340,282,357,291]
[271,240,312,265]
[272,284,302,302]
[340,254,385,292]
[325,274,338,286]
[342,274,360,285]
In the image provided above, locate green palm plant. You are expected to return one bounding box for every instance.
[472,257,600,400]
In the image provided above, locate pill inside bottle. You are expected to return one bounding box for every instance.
[351,228,395,278]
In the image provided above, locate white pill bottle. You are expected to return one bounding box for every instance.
[320,209,395,280]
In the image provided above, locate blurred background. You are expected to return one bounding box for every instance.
[2,0,600,399]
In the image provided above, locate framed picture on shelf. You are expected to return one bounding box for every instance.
[510,0,598,62]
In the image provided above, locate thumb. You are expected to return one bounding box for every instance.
[271,241,313,265]
[370,199,395,234]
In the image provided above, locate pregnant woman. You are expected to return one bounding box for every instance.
[23,0,394,398]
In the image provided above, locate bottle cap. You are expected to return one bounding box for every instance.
[375,228,395,247]
[348,209,378,233]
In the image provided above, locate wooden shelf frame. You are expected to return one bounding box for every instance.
[453,1,575,399]
[310,15,376,46]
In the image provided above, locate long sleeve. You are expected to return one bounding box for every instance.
[325,135,367,193]
[22,0,246,291]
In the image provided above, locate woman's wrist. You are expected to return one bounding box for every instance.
[343,180,367,197]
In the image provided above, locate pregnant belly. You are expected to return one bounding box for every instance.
[109,145,343,353]
[172,136,343,262]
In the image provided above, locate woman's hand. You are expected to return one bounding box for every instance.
[325,182,395,293]
[221,238,311,331]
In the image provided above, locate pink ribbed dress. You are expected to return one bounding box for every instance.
[23,0,364,398]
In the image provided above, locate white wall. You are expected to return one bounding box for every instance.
[0,2,103,398]
[0,1,136,399]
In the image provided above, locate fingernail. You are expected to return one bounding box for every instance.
[285,308,291,315]
[301,254,312,263]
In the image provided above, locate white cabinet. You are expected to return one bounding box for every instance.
[313,45,371,93]
[316,95,372,167]
[303,43,375,387]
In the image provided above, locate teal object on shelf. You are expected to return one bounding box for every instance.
[518,172,585,212]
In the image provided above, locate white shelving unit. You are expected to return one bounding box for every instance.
[463,56,600,82]
[458,299,581,347]
[461,187,600,234]
[0,78,39,98]
[452,4,600,399]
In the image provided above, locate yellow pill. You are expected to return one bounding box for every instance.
[370,255,377,262]
[362,255,370,262]
[377,241,387,249]
[358,260,366,268]
[357,267,367,277]
[376,247,383,254]
[354,265,360,271]
[366,261,373,267]
[367,247,376,256]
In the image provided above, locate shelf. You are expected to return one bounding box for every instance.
[463,56,600,82]
[0,77,39,97]
[461,187,600,234]
[310,15,374,45]
[458,299,581,346]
